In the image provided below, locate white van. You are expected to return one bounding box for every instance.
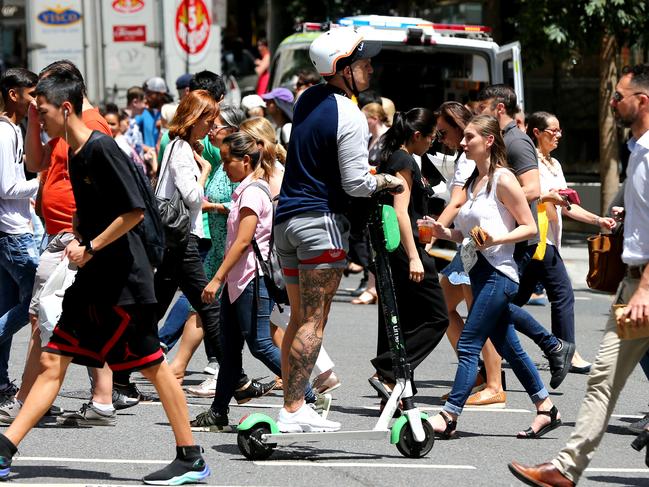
[270,14,525,112]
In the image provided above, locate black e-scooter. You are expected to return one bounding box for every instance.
[236,197,435,460]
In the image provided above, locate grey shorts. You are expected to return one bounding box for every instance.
[29,232,76,315]
[274,212,350,284]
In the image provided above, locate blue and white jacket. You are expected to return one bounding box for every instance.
[275,83,377,224]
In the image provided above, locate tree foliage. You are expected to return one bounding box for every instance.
[512,0,649,67]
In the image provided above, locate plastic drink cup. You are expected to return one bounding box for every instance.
[417,219,434,244]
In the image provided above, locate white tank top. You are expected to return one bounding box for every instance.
[455,168,519,282]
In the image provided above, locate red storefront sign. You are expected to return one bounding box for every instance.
[113,25,146,42]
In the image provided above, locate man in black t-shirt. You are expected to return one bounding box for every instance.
[0,73,210,485]
[478,85,575,390]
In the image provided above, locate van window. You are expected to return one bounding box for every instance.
[271,45,492,111]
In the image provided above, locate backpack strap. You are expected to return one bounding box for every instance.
[246,181,276,263]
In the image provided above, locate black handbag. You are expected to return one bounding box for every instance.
[155,140,191,250]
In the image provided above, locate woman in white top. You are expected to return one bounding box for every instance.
[520,112,615,372]
[428,115,561,439]
[153,90,224,368]
[434,102,506,407]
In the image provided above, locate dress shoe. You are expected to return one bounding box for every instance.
[546,340,575,389]
[508,461,574,487]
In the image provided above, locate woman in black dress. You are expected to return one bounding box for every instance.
[368,108,449,405]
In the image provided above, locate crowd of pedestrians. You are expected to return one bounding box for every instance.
[0,24,647,486]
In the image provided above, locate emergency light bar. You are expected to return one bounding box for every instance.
[338,15,491,34]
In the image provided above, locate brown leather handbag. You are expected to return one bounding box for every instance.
[586,226,624,293]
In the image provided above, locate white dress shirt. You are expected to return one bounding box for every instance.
[623,130,649,265]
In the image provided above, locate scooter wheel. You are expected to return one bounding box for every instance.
[237,425,275,460]
[396,419,435,458]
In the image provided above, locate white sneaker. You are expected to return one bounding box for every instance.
[187,377,216,397]
[203,361,219,376]
[277,402,341,432]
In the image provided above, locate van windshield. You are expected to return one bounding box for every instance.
[271,44,491,110]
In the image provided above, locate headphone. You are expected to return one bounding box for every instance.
[64,109,69,117]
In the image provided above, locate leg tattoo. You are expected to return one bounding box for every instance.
[285,268,343,404]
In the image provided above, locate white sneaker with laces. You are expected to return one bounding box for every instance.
[187,377,217,397]
[277,402,341,432]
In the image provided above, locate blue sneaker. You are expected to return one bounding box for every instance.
[143,446,210,485]
[0,455,11,480]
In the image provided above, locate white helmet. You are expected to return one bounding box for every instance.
[309,27,381,77]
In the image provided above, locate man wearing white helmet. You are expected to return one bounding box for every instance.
[274,27,404,432]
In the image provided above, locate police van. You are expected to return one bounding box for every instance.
[270,14,525,112]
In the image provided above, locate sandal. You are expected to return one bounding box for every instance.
[368,375,393,401]
[351,289,377,305]
[517,405,562,439]
[433,411,457,440]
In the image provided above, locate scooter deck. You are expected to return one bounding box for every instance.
[262,429,390,444]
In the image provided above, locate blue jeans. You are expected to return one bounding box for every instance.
[158,294,191,350]
[211,278,315,413]
[510,244,562,353]
[444,254,549,416]
[0,232,38,385]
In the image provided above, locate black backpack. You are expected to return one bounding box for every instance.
[248,182,289,306]
[125,156,166,268]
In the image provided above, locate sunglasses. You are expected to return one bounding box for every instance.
[612,91,648,103]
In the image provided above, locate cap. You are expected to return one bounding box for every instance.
[261,88,294,121]
[241,94,267,110]
[261,87,294,104]
[176,73,192,90]
[144,76,169,94]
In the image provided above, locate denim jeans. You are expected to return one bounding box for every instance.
[444,254,549,416]
[510,243,561,354]
[158,294,191,350]
[211,278,316,414]
[513,244,575,345]
[0,232,38,385]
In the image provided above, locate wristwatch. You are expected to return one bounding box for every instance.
[80,239,96,255]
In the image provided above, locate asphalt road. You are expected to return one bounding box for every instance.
[2,274,648,486]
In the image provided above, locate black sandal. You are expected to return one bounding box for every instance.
[517,405,562,439]
[433,411,457,440]
[368,376,392,402]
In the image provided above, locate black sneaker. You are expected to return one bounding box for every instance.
[112,388,140,410]
[0,382,18,402]
[143,445,210,485]
[234,379,275,404]
[190,408,232,432]
[114,382,157,403]
[547,339,576,389]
